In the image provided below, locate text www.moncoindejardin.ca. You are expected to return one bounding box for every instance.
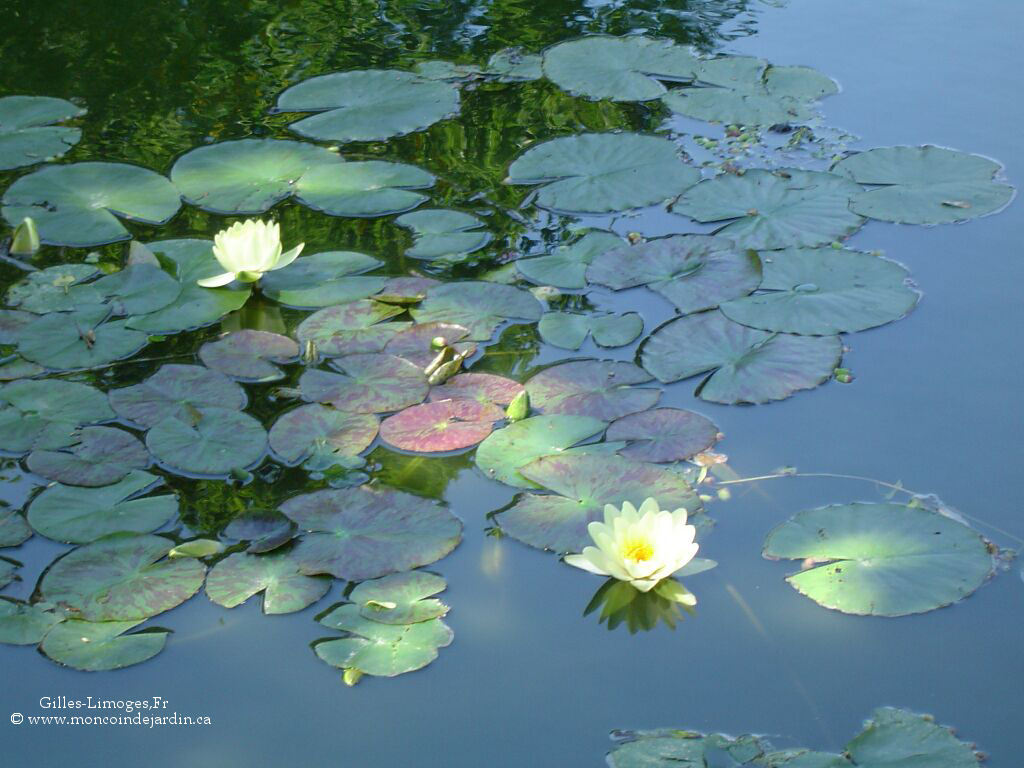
[24,713,211,727]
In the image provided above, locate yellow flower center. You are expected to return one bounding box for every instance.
[621,538,654,563]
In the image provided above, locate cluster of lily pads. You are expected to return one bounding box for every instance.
[0,33,1015,681]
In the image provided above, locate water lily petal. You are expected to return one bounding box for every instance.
[197,271,238,288]
[272,243,305,271]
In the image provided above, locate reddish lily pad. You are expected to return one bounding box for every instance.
[429,372,525,407]
[269,403,379,465]
[300,354,428,414]
[199,330,299,383]
[383,322,475,368]
[296,299,408,356]
[526,360,660,420]
[280,486,463,580]
[410,281,543,340]
[205,550,331,614]
[26,426,149,486]
[380,399,504,453]
[375,276,441,304]
[109,364,246,428]
[605,408,721,463]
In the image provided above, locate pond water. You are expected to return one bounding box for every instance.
[1,0,1021,765]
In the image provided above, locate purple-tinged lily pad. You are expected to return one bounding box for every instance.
[605,408,721,463]
[26,426,149,486]
[380,399,504,453]
[429,372,525,407]
[199,330,299,383]
[296,299,408,356]
[147,407,267,478]
[410,281,543,340]
[526,360,660,420]
[109,364,246,428]
[300,354,428,414]
[269,403,379,465]
[280,486,462,580]
[375,276,441,304]
[205,550,331,614]
[383,322,476,368]
[224,509,296,554]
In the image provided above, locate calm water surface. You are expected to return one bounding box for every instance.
[1,1,1021,765]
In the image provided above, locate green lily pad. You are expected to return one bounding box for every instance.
[608,730,769,767]
[269,404,378,465]
[26,426,148,486]
[0,309,35,343]
[587,234,762,314]
[526,360,660,419]
[276,69,460,143]
[301,354,428,414]
[16,305,148,371]
[126,239,251,334]
[5,263,102,313]
[0,558,18,589]
[429,372,524,407]
[27,470,177,544]
[379,398,504,453]
[280,486,462,580]
[0,379,113,453]
[475,414,608,488]
[832,145,1014,224]
[538,311,644,350]
[673,169,864,250]
[410,281,542,340]
[640,310,842,404]
[543,35,698,102]
[261,251,385,309]
[199,330,299,382]
[412,61,481,82]
[0,508,32,547]
[606,407,720,463]
[375,276,440,304]
[395,209,491,261]
[846,707,982,767]
[296,300,408,357]
[0,599,65,645]
[316,603,453,678]
[2,162,181,247]
[205,550,331,614]
[224,509,296,554]
[0,357,44,381]
[762,502,994,616]
[516,231,624,289]
[497,453,702,552]
[719,248,919,335]
[295,161,435,218]
[40,619,168,671]
[40,533,205,621]
[146,407,267,477]
[383,323,475,368]
[0,95,84,170]
[351,571,448,625]
[91,263,181,316]
[486,49,543,82]
[170,138,342,213]
[507,133,700,214]
[109,364,246,428]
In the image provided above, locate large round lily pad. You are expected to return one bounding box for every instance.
[506,133,700,214]
[383,323,475,368]
[199,330,299,382]
[395,209,491,261]
[497,453,702,552]
[40,619,168,671]
[673,169,864,250]
[281,486,462,580]
[205,550,331,615]
[40,534,205,621]
[516,231,624,290]
[0,379,113,454]
[380,399,504,453]
[2,162,181,247]
[269,404,378,465]
[0,95,84,170]
[538,311,644,350]
[5,263,102,313]
[147,408,267,477]
[428,372,524,407]
[301,354,428,414]
[27,470,176,544]
[16,305,148,371]
[26,426,148,486]
[350,571,448,625]
[276,69,461,143]
[526,360,660,419]
[296,161,434,218]
[261,251,385,309]
[109,364,246,428]
[832,145,1014,224]
[720,248,919,335]
[640,310,842,404]
[762,502,994,616]
[410,281,543,340]
[296,300,407,357]
[543,36,698,102]
[474,414,608,488]
[587,234,762,314]
[846,707,983,767]
[91,263,181,317]
[606,407,720,463]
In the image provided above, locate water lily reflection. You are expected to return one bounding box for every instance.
[584,578,696,634]
[198,219,303,287]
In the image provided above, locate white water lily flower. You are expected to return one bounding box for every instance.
[564,497,698,592]
[197,219,303,287]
